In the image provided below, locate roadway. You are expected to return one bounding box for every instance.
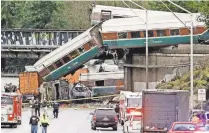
[1,108,123,133]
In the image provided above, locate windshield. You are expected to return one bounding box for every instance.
[206,114,209,119]
[132,115,142,121]
[1,97,13,104]
[173,123,196,131]
[96,109,116,115]
[127,98,141,107]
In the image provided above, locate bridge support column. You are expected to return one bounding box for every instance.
[123,47,209,92]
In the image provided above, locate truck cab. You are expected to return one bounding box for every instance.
[1,93,22,128]
[119,91,142,125]
[123,111,142,133]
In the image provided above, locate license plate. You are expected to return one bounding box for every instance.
[103,123,108,125]
[103,117,109,121]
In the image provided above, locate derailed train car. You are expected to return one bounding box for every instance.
[33,23,103,82]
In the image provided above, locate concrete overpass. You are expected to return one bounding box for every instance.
[1,29,85,76]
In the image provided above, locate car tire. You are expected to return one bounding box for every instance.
[91,124,96,130]
[113,126,117,131]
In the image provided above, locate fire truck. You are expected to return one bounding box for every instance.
[1,92,22,128]
[119,91,142,125]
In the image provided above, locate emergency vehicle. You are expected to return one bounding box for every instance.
[123,111,142,133]
[119,91,142,125]
[1,92,22,127]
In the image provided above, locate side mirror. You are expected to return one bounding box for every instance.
[89,112,93,115]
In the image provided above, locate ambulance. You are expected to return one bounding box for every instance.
[1,92,22,128]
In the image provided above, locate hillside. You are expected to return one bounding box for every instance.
[156,62,209,97]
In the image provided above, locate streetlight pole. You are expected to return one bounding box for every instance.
[128,0,149,89]
[166,0,194,109]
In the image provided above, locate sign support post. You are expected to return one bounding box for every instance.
[198,89,206,110]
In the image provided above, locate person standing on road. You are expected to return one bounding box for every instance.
[115,104,120,119]
[53,101,60,118]
[30,97,35,115]
[35,99,41,117]
[29,112,39,133]
[40,113,49,133]
[42,99,48,117]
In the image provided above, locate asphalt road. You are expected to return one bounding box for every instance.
[1,108,123,133]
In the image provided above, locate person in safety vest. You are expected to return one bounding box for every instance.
[53,101,60,118]
[40,113,49,133]
[191,113,200,124]
[29,111,39,133]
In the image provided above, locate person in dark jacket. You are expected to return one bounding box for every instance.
[29,112,39,133]
[53,101,60,118]
[34,99,41,117]
[115,104,120,119]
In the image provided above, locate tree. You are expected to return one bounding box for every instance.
[1,1,25,28]
[20,1,57,28]
[148,1,209,27]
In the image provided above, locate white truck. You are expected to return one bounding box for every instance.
[123,89,190,133]
[119,91,142,125]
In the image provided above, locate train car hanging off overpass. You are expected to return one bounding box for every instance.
[33,24,103,82]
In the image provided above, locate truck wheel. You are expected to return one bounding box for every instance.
[91,124,96,130]
[113,126,117,131]
[12,124,17,128]
[18,120,21,125]
[121,121,124,126]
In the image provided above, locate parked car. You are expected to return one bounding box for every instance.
[90,108,118,131]
[168,122,201,133]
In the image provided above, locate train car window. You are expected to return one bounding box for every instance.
[170,29,180,36]
[47,64,55,72]
[156,30,166,36]
[55,60,63,68]
[89,41,96,47]
[39,68,49,77]
[113,16,125,19]
[101,10,111,22]
[70,50,80,59]
[83,43,91,51]
[131,31,141,38]
[78,46,85,53]
[118,32,128,39]
[62,55,71,63]
[143,31,154,37]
